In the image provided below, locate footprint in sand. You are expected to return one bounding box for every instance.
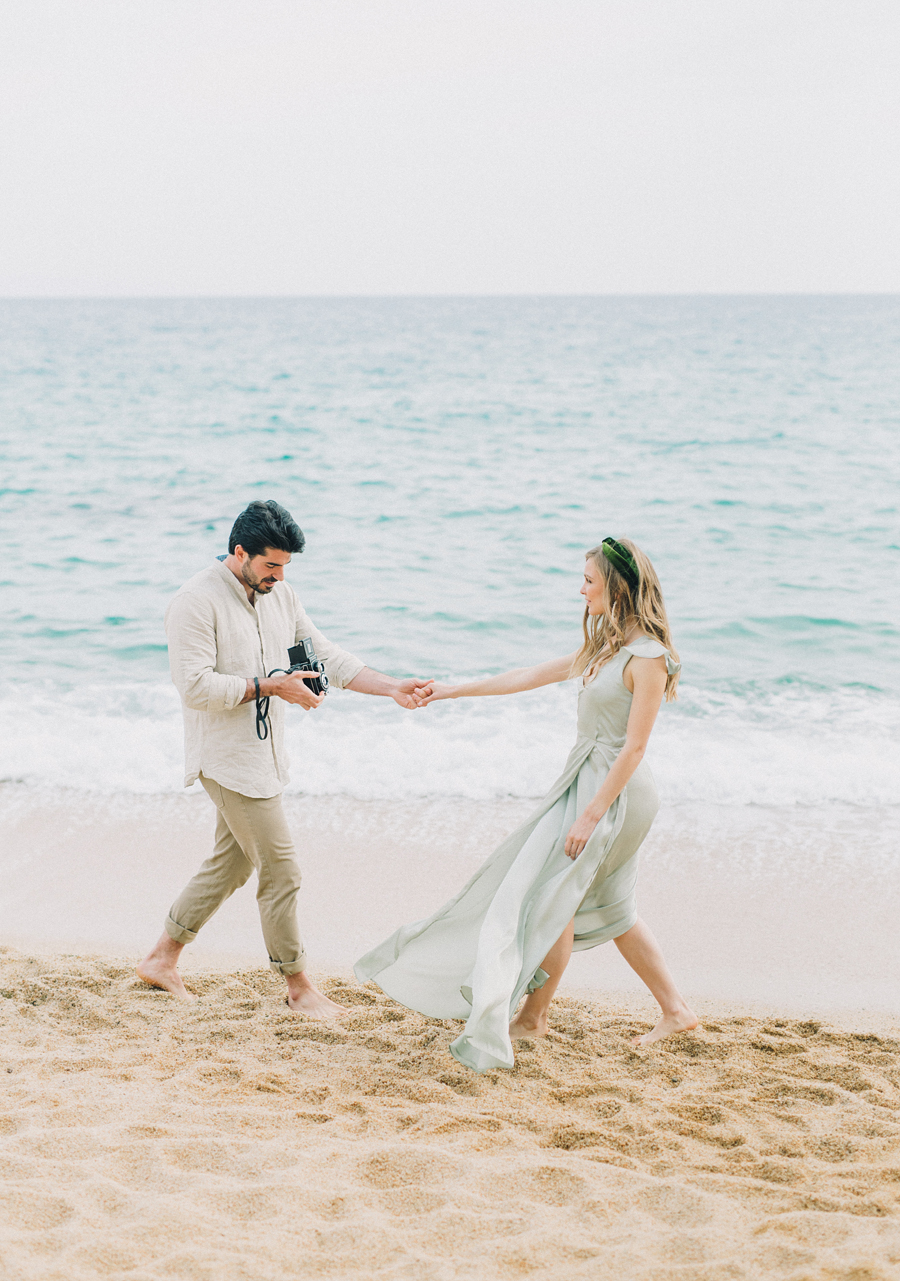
[216,1186,283,1222]
[274,1023,349,1045]
[0,1189,75,1231]
[634,1182,715,1227]
[544,1125,606,1151]
[594,1098,622,1119]
[508,1165,587,1206]
[675,1104,726,1124]
[378,1186,448,1216]
[363,1035,398,1052]
[16,1130,102,1161]
[757,1211,858,1248]
[164,1139,252,1174]
[293,1111,333,1126]
[429,1113,503,1137]
[357,1146,465,1190]
[808,1136,857,1163]
[437,1072,481,1097]
[301,1085,330,1104]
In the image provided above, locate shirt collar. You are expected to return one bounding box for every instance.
[213,556,257,612]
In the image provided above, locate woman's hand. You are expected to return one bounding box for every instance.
[390,678,435,709]
[418,682,459,704]
[564,808,606,859]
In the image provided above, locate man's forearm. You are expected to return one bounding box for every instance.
[238,676,284,704]
[345,667,400,697]
[238,669,401,704]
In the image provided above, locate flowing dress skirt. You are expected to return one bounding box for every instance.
[355,735,659,1072]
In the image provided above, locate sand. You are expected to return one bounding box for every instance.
[2,947,900,1280]
[3,785,900,1015]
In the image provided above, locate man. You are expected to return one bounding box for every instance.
[138,499,432,1019]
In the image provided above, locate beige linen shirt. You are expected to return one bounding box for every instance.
[165,559,365,798]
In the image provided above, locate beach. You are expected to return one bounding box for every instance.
[1,0,899,1260]
[3,783,900,1277]
[1,296,898,1277]
[2,785,899,1016]
[3,946,900,1280]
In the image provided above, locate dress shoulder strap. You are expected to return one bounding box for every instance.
[621,635,681,676]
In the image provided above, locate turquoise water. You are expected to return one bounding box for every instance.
[1,296,898,804]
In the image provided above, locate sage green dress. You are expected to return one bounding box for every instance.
[354,636,680,1072]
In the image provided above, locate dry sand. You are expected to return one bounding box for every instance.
[2,948,900,1280]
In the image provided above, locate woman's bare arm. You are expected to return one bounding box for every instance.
[421,652,578,702]
[563,655,667,857]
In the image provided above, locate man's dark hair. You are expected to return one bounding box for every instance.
[228,501,305,558]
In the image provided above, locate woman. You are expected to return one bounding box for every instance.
[355,538,697,1071]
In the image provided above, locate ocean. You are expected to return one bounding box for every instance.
[1,296,898,1006]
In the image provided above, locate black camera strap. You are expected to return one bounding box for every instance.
[255,669,288,741]
[255,641,328,741]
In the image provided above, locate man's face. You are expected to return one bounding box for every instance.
[235,546,291,594]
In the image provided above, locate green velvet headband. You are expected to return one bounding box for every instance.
[601,537,640,589]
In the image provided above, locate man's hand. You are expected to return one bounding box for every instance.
[269,671,325,711]
[391,677,434,709]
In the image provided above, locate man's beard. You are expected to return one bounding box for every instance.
[241,563,277,594]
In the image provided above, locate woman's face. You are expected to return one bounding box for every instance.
[580,559,607,616]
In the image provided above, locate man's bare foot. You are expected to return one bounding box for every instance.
[285,974,348,1020]
[509,1014,549,1040]
[136,958,196,1001]
[137,932,196,1001]
[632,1006,699,1047]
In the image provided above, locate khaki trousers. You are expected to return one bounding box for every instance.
[165,775,307,975]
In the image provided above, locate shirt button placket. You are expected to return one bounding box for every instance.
[256,610,278,770]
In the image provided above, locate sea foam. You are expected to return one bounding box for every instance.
[2,678,896,807]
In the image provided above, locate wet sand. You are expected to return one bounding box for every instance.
[2,947,900,1280]
[2,785,899,1014]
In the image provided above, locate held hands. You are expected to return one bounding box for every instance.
[417,681,458,705]
[268,672,437,712]
[564,807,607,860]
[392,678,435,710]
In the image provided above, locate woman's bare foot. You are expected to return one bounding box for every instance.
[632,1006,699,1047]
[285,973,348,1020]
[509,1013,549,1040]
[137,933,195,1000]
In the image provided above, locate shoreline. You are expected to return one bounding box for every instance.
[2,783,899,1012]
[3,946,900,1279]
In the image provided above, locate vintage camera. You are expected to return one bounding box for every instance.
[255,635,330,741]
[287,636,329,697]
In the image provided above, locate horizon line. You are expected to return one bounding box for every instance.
[1,290,899,302]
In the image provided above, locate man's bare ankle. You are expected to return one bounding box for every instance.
[285,971,314,996]
[136,956,195,1000]
[143,932,184,964]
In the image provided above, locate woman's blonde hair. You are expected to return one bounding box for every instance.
[572,538,680,700]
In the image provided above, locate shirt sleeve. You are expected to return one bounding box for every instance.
[293,595,366,690]
[165,591,247,713]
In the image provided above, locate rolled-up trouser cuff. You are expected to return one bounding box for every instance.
[165,914,199,945]
[270,952,307,976]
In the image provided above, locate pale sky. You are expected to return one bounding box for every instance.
[1,0,898,295]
